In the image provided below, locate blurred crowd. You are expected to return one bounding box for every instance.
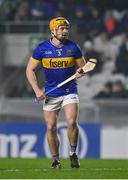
[0,0,128,35]
[94,80,128,99]
[1,0,128,99]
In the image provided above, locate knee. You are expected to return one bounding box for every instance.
[47,124,57,132]
[68,121,78,129]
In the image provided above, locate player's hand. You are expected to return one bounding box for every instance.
[35,89,46,101]
[75,67,84,78]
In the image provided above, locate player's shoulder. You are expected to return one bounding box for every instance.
[66,39,77,46]
[36,39,50,49]
[66,40,81,49]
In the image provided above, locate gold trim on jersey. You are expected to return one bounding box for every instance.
[31,57,41,64]
[42,57,75,69]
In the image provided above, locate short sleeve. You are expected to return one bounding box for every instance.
[74,44,82,59]
[32,45,42,62]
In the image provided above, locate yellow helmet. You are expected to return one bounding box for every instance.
[49,17,70,31]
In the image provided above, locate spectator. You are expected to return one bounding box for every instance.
[87,8,103,39]
[42,0,57,20]
[115,32,128,76]
[111,80,128,98]
[31,0,43,20]
[119,10,128,33]
[74,6,87,34]
[14,0,31,22]
[93,32,118,61]
[83,40,102,74]
[103,10,117,37]
[94,81,113,99]
[0,0,16,22]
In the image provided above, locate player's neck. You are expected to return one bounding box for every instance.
[51,37,64,48]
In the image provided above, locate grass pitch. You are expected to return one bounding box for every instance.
[0,158,128,179]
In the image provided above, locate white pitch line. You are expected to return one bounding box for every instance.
[0,168,48,172]
[0,168,128,172]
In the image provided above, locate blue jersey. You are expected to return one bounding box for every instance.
[32,39,82,97]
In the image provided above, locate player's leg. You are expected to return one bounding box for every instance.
[63,103,79,152]
[43,109,61,168]
[63,95,80,168]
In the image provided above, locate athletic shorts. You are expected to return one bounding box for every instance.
[43,93,79,111]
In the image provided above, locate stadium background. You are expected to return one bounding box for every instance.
[0,0,128,159]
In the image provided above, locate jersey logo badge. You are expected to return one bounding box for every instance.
[67,50,73,55]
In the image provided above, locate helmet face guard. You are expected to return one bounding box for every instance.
[49,17,70,34]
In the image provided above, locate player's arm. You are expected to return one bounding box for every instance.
[26,57,46,100]
[75,56,87,78]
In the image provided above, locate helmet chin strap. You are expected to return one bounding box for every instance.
[51,28,56,37]
[51,28,66,43]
